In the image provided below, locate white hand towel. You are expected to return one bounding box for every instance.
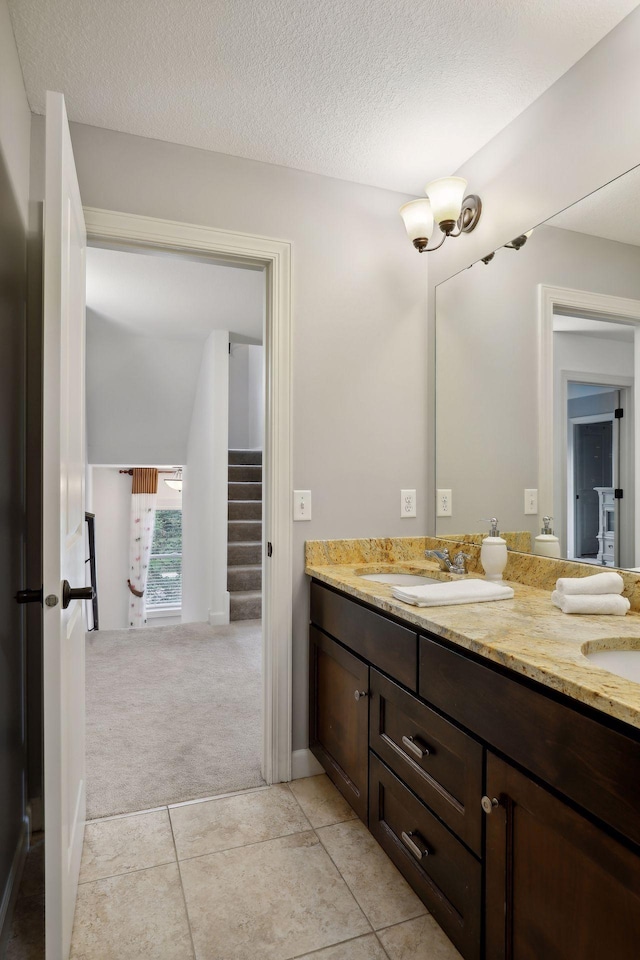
[555,572,624,596]
[392,579,514,607]
[551,590,630,616]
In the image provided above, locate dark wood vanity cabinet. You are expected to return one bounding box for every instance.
[309,580,640,960]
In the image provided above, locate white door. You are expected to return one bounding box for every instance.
[43,90,88,960]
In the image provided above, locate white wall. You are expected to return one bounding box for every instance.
[229,343,264,449]
[0,0,31,228]
[181,330,230,624]
[91,467,131,630]
[86,311,204,464]
[29,118,428,751]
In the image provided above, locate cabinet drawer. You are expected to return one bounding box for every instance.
[370,753,481,960]
[309,626,369,822]
[370,669,483,855]
[310,581,417,691]
[420,634,640,847]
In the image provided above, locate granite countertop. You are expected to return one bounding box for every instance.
[305,540,640,732]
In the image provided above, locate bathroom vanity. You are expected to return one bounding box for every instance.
[307,549,640,960]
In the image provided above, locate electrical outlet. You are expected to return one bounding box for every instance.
[293,490,312,521]
[524,488,538,515]
[401,489,416,518]
[437,489,453,517]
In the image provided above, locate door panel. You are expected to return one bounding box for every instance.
[43,91,87,960]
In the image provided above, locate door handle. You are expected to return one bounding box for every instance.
[62,580,95,609]
[15,587,43,605]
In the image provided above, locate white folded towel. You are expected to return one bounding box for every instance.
[551,591,630,616]
[392,579,514,607]
[555,572,624,596]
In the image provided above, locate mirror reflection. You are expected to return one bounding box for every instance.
[435,164,640,570]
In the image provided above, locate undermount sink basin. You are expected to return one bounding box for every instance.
[582,640,640,684]
[358,573,440,586]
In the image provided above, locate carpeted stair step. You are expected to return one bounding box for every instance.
[229,481,262,501]
[227,564,262,592]
[228,541,262,565]
[228,464,262,482]
[228,519,261,542]
[228,499,262,521]
[230,590,262,621]
[229,449,262,466]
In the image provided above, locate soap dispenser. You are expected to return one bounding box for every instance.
[480,518,508,581]
[534,516,561,558]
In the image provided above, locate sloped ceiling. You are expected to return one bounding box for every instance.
[8,0,639,193]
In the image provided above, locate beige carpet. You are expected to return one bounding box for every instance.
[85,620,263,819]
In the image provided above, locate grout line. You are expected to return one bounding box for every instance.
[169,808,199,960]
[78,858,177,886]
[172,826,316,864]
[311,826,374,934]
[168,783,269,809]
[289,931,385,959]
[87,804,169,824]
[373,931,394,959]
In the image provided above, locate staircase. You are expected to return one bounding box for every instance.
[227,450,263,621]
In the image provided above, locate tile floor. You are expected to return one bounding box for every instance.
[70,774,463,960]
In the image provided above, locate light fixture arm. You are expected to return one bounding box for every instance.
[413,232,448,254]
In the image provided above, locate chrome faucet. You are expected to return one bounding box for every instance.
[425,548,471,576]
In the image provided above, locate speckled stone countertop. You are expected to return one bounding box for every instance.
[305,537,640,732]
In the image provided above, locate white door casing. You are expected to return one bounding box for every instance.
[43,91,87,959]
[82,207,293,784]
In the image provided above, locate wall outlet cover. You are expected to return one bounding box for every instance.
[401,489,417,518]
[437,489,453,518]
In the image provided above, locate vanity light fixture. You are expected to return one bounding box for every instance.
[400,177,482,253]
[481,229,534,265]
[164,470,183,492]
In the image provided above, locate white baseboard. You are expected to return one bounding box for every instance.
[209,592,231,626]
[291,748,324,780]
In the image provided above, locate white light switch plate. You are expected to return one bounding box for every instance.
[293,490,312,521]
[401,489,416,518]
[524,489,538,515]
[437,489,453,517]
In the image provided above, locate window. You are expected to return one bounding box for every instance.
[147,509,182,610]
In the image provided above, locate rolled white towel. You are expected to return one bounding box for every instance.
[555,572,624,596]
[392,579,514,607]
[551,590,630,616]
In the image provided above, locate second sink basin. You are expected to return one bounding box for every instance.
[582,638,640,684]
[359,573,440,586]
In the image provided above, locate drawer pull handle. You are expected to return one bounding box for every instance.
[354,690,369,701]
[401,735,430,759]
[401,830,429,861]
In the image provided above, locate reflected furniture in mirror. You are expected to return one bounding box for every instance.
[435,163,640,570]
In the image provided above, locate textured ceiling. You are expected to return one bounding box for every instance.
[86,246,264,341]
[8,0,639,193]
[548,163,640,247]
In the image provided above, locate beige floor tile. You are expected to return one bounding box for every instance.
[377,915,463,960]
[288,775,358,828]
[70,863,193,960]
[293,932,388,959]
[179,830,371,960]
[79,810,176,883]
[317,820,426,930]
[170,783,310,860]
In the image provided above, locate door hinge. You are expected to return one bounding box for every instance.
[267,542,273,557]
[615,408,624,419]
[615,489,623,499]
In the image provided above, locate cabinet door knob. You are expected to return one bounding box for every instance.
[481,795,499,814]
[354,690,369,701]
[401,830,429,861]
[401,735,430,759]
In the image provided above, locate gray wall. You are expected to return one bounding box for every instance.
[30,118,429,752]
[435,225,640,536]
[0,0,31,945]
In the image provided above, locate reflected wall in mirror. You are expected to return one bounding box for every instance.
[435,164,640,570]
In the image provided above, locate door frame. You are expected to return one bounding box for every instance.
[83,206,293,784]
[538,284,640,566]
[567,410,616,564]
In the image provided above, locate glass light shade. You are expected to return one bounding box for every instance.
[164,471,183,491]
[399,198,434,242]
[425,177,468,225]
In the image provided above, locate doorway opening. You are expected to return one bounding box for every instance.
[84,239,268,818]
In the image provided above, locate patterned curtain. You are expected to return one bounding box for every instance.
[127,468,158,627]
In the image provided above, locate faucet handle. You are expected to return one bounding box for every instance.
[452,550,472,574]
